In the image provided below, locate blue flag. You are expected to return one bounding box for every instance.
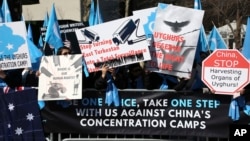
[158,74,168,90]
[20,14,25,21]
[88,0,103,26]
[0,24,26,56]
[38,13,49,49]
[26,22,43,70]
[239,16,250,118]
[241,17,250,60]
[244,105,250,116]
[88,0,95,26]
[27,23,33,41]
[194,0,202,10]
[44,3,63,53]
[1,0,12,22]
[195,26,209,63]
[0,80,7,87]
[198,26,208,52]
[228,99,240,121]
[192,0,208,90]
[194,0,208,63]
[86,0,104,77]
[94,0,103,24]
[27,36,43,70]
[207,26,227,51]
[105,74,120,107]
[0,89,45,140]
[228,96,246,121]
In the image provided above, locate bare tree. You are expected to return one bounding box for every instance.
[79,0,250,49]
[128,0,250,49]
[124,0,130,17]
[81,0,91,22]
[202,0,250,49]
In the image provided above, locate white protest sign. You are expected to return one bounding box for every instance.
[38,54,82,101]
[75,15,152,72]
[0,21,32,70]
[146,4,204,78]
[202,49,250,95]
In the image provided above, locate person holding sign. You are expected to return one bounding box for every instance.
[94,64,126,90]
[173,51,209,92]
[0,68,40,88]
[239,84,250,95]
[94,64,127,107]
[126,63,146,89]
[144,71,178,90]
[56,46,72,55]
[0,69,23,88]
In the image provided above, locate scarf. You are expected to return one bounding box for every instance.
[158,74,168,90]
[158,74,178,90]
[105,73,120,107]
[228,95,246,121]
[82,59,89,77]
[127,76,144,89]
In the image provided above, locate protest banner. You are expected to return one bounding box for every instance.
[41,89,250,138]
[0,21,32,70]
[38,54,82,101]
[145,3,204,78]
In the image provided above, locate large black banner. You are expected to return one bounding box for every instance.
[41,90,250,138]
[40,22,86,55]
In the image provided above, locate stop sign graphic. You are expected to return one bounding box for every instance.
[202,49,250,95]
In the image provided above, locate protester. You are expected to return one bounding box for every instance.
[144,71,179,90]
[94,64,127,90]
[0,69,21,88]
[125,62,146,89]
[56,46,72,55]
[173,51,209,92]
[239,84,250,95]
[172,62,197,91]
[56,46,98,89]
[0,68,39,88]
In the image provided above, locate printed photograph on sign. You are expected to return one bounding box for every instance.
[38,54,82,101]
[145,3,204,78]
[0,21,32,70]
[75,15,152,73]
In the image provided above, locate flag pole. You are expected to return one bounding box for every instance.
[42,42,47,55]
[97,0,100,23]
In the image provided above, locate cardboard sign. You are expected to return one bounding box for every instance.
[145,4,205,78]
[202,49,250,95]
[75,15,152,72]
[38,54,82,100]
[0,21,32,70]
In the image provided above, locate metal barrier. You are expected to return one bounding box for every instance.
[44,133,229,141]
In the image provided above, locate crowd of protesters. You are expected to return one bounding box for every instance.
[1,45,250,99]
[0,45,212,93]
